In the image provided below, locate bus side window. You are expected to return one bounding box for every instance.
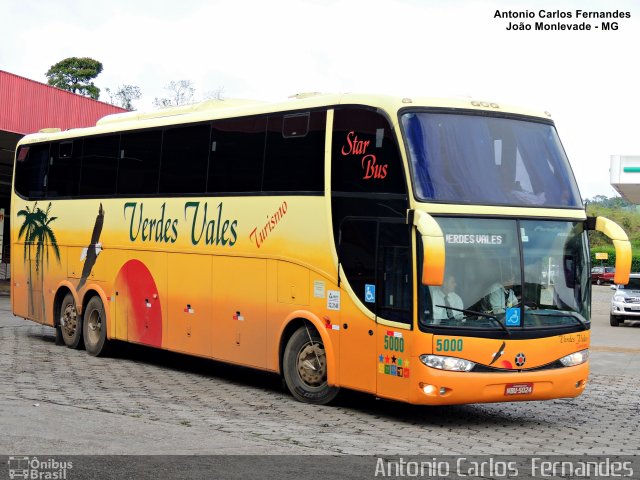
[339,220,412,323]
[377,223,412,324]
[159,124,210,195]
[208,117,266,194]
[262,111,326,193]
[118,130,162,195]
[47,141,80,198]
[339,219,377,313]
[15,144,49,199]
[332,107,405,195]
[79,134,119,196]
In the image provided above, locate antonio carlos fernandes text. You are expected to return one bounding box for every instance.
[374,457,634,477]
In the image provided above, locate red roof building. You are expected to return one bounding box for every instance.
[0,70,127,194]
[0,70,127,135]
[0,70,127,263]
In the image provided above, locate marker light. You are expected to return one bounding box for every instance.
[559,349,589,367]
[419,354,475,372]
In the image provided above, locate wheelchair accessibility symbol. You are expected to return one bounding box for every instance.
[365,284,376,303]
[505,307,521,326]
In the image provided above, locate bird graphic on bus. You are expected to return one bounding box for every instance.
[490,341,515,369]
[77,203,104,291]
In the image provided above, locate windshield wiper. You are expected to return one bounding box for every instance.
[533,310,589,330]
[569,313,588,330]
[434,305,512,336]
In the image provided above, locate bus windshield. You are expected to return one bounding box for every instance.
[419,218,591,331]
[401,112,582,208]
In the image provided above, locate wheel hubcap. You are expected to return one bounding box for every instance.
[61,304,77,337]
[297,343,327,387]
[87,309,101,345]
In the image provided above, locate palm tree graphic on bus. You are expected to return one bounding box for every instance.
[17,202,60,321]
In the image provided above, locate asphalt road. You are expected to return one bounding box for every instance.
[0,286,638,477]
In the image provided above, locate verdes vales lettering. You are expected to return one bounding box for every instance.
[124,201,238,247]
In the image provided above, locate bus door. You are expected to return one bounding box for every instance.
[374,221,413,402]
[338,218,412,398]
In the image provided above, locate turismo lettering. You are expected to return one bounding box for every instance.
[341,131,388,180]
[250,201,288,248]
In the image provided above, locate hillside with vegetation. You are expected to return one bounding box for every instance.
[586,195,640,272]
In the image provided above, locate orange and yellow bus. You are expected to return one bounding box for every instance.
[11,93,631,405]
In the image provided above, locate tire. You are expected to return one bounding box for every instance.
[597,279,602,285]
[54,326,64,346]
[59,293,83,349]
[283,325,339,405]
[83,296,111,357]
[610,314,620,327]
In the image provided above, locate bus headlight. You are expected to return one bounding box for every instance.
[559,349,589,367]
[419,354,475,372]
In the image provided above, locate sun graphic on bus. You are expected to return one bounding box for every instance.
[114,259,163,348]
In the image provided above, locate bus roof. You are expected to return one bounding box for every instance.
[17,92,554,146]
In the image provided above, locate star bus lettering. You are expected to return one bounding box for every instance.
[341,130,388,180]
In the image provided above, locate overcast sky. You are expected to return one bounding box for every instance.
[2,0,639,199]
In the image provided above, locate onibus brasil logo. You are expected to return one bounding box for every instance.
[8,456,73,479]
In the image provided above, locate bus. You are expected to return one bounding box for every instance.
[11,93,631,406]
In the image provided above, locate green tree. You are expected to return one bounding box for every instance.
[106,84,142,110]
[45,57,103,100]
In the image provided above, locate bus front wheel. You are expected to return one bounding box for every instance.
[283,326,339,405]
[83,296,111,356]
[60,293,83,349]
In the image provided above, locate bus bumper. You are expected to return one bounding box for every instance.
[407,361,589,405]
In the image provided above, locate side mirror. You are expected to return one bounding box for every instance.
[586,216,631,285]
[610,284,617,290]
[411,210,445,286]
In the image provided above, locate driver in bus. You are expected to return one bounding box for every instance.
[484,271,518,314]
[431,274,464,323]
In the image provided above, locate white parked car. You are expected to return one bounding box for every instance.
[610,273,640,326]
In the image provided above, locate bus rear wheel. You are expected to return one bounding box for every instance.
[60,293,83,349]
[83,296,111,356]
[283,325,339,405]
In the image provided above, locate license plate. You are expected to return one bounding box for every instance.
[630,305,640,310]
[504,383,533,395]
